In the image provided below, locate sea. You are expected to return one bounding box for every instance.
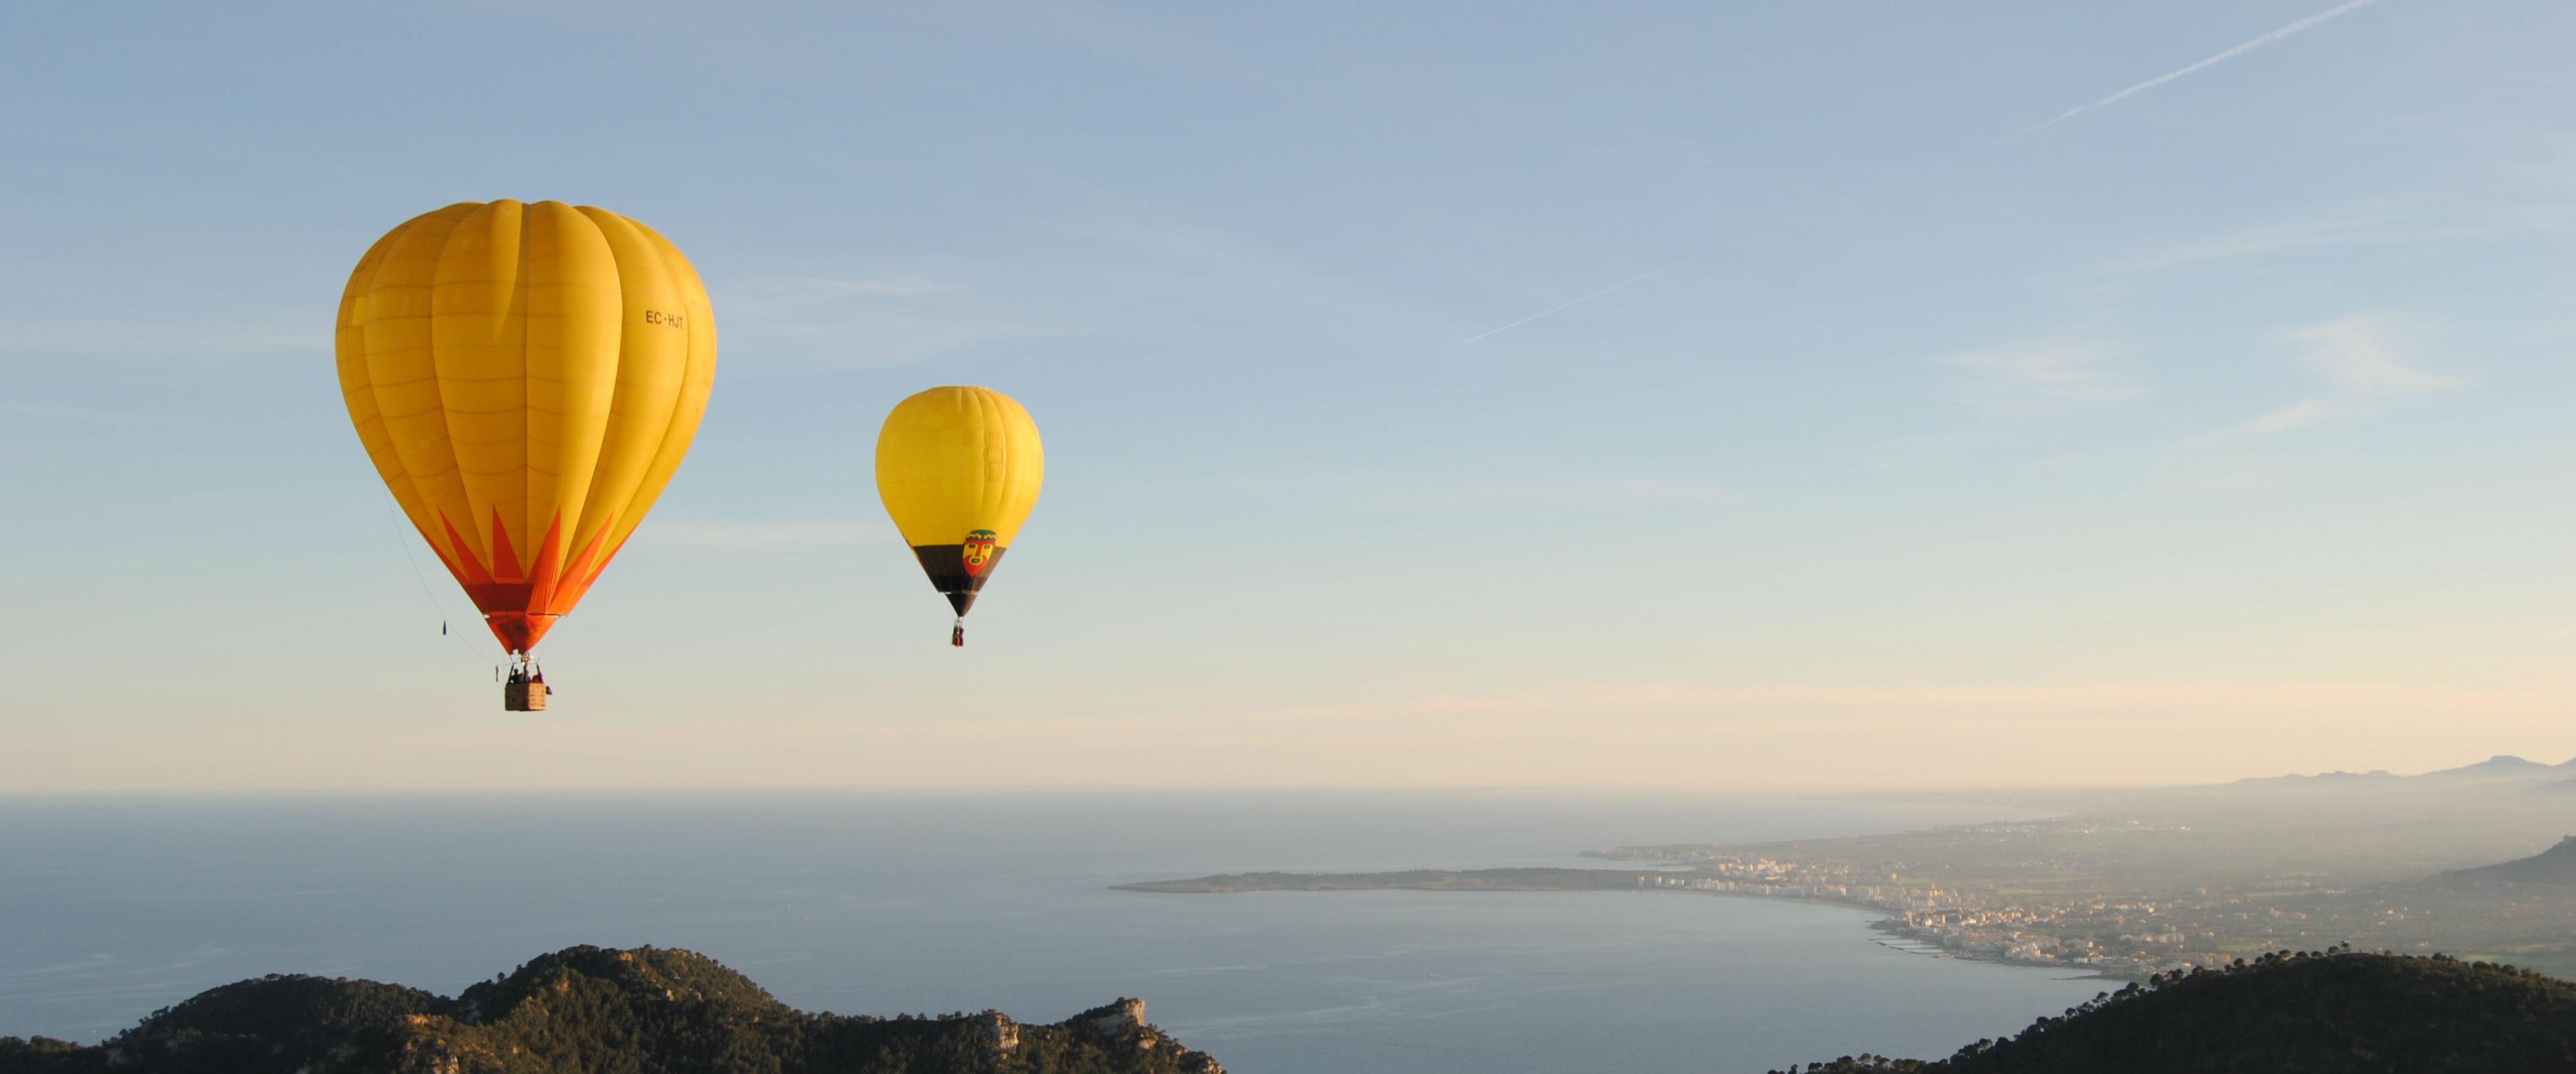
[0,792,2106,1074]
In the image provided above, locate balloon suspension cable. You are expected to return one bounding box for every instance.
[378,489,490,668]
[952,618,965,648]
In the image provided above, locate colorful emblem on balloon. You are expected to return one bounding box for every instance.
[961,530,999,577]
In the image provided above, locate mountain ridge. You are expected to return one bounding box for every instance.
[2422,755,2572,780]
[2230,753,2575,788]
[2438,836,2576,888]
[1774,949,2576,1073]
[0,945,1222,1074]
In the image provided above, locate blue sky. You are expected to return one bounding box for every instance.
[3,1,2570,790]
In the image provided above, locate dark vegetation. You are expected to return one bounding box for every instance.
[0,946,1222,1074]
[1774,949,2576,1073]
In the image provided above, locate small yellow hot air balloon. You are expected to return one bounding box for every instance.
[874,386,1044,646]
[335,200,716,708]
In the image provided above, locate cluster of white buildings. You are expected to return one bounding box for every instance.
[1654,852,2240,977]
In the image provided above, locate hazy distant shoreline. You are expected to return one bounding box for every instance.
[1115,761,2576,986]
[1114,866,2137,980]
[0,794,2104,1072]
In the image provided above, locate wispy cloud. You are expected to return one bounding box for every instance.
[2102,203,2408,274]
[0,401,153,424]
[2101,199,2576,274]
[2212,315,2465,437]
[1065,217,1419,325]
[1860,431,2004,477]
[713,273,1030,370]
[742,274,948,299]
[1460,273,1653,345]
[1998,0,2386,142]
[1226,681,2576,727]
[1183,467,1734,513]
[1943,343,2141,415]
[1410,470,1733,511]
[648,519,879,551]
[11,317,313,358]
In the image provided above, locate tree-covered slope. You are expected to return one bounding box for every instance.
[1777,949,2576,1074]
[0,946,1223,1074]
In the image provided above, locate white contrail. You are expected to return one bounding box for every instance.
[1460,273,1652,344]
[1998,0,2385,142]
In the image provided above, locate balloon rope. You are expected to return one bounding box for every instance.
[378,489,488,667]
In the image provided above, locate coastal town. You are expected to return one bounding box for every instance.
[1590,801,2576,981]
[1633,842,2257,977]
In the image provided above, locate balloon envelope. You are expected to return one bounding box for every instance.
[874,386,1044,620]
[335,200,716,653]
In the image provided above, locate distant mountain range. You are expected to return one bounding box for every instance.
[2440,836,2576,888]
[0,946,1222,1074]
[2423,755,2576,780]
[1775,949,2576,1073]
[2230,754,2576,788]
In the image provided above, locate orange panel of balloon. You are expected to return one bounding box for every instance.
[334,201,716,709]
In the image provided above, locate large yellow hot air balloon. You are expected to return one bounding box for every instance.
[335,200,716,708]
[875,387,1044,646]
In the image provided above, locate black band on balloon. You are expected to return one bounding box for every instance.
[911,545,1004,615]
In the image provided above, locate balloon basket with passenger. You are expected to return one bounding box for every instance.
[502,653,549,712]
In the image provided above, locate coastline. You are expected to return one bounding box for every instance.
[1114,871,2141,982]
[1678,887,2137,982]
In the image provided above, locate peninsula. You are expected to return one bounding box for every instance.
[1120,757,2576,982]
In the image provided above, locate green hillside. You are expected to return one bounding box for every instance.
[0,946,1222,1074]
[1777,949,2576,1073]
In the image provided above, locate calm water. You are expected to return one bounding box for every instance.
[0,792,2103,1073]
